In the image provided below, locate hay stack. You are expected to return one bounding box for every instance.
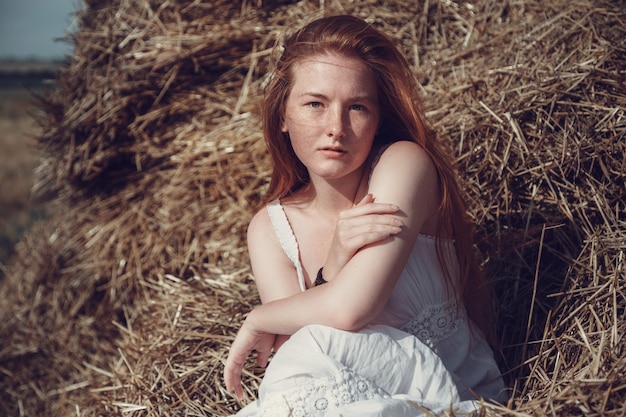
[0,0,624,416]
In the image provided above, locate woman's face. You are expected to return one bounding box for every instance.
[281,53,381,183]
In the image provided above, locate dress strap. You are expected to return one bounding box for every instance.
[266,200,307,292]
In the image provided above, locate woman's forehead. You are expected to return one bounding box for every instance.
[292,52,367,72]
[289,54,377,94]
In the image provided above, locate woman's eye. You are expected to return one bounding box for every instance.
[350,104,366,111]
[307,102,322,108]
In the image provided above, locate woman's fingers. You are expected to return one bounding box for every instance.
[324,197,403,281]
[253,327,275,369]
[224,321,277,401]
[337,207,404,236]
[337,221,403,250]
[338,203,403,234]
[355,193,375,206]
[223,325,255,400]
[224,349,246,400]
[344,201,400,218]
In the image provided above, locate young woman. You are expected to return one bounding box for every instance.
[224,15,507,416]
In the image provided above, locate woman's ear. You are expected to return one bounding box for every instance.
[280,119,288,133]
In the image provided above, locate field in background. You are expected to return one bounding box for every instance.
[0,61,57,276]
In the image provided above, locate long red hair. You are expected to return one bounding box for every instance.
[262,15,493,339]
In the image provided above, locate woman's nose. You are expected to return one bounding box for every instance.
[327,108,346,138]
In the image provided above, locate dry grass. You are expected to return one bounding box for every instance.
[0,88,51,272]
[0,0,624,416]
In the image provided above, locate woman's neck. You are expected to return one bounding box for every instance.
[294,167,368,218]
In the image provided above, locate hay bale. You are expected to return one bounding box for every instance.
[2,0,272,414]
[0,0,624,416]
[516,230,626,414]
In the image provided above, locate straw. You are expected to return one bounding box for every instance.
[1,0,624,415]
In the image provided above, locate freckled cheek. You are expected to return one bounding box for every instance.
[283,121,318,153]
[283,110,325,130]
[351,115,379,138]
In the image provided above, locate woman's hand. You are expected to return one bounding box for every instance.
[323,194,403,281]
[224,314,276,401]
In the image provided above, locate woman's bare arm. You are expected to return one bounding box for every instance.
[225,141,440,398]
[227,195,401,398]
[247,208,303,304]
[245,141,439,334]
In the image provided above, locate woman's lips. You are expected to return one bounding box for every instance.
[319,147,347,158]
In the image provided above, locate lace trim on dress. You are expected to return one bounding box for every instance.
[266,200,307,292]
[401,299,465,346]
[259,366,390,417]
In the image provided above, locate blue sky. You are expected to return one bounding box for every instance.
[0,0,80,59]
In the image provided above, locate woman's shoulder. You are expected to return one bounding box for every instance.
[377,140,429,158]
[372,140,437,181]
[248,199,295,241]
[369,141,440,233]
[247,202,275,240]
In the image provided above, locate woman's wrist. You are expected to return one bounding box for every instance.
[246,302,283,335]
[244,306,262,332]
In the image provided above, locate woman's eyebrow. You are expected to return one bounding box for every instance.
[298,92,377,102]
[298,92,327,99]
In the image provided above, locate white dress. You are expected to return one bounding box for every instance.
[233,200,507,416]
